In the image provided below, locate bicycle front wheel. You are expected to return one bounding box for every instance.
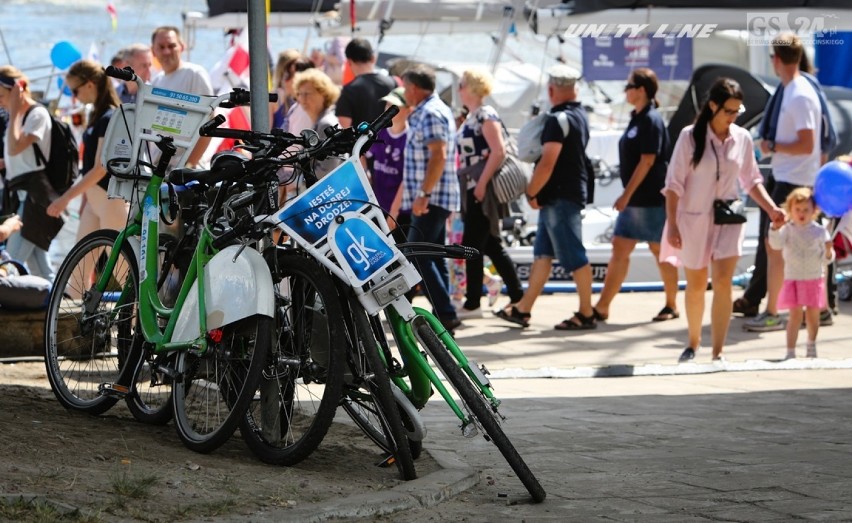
[414,320,546,503]
[44,229,140,415]
[345,299,416,481]
[172,314,271,453]
[239,254,345,466]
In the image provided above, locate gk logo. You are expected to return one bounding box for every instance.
[345,228,377,270]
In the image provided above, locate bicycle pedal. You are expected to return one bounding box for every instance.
[376,454,396,468]
[98,383,130,399]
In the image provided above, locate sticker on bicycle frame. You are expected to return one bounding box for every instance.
[151,88,202,104]
[277,161,375,246]
[328,214,399,285]
[140,195,159,280]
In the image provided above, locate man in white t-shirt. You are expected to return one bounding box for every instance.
[150,26,214,168]
[746,33,823,332]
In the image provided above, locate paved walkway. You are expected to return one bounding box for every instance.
[277,292,852,521]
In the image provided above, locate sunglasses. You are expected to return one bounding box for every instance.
[624,82,639,91]
[719,104,746,116]
[68,80,85,97]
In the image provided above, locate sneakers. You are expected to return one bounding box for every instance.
[783,351,796,361]
[806,343,817,358]
[819,309,834,326]
[732,297,759,317]
[456,306,484,320]
[743,312,786,332]
[678,347,696,362]
[485,275,503,307]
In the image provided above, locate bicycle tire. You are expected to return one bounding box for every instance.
[347,299,417,481]
[239,254,345,465]
[414,321,546,503]
[126,346,175,425]
[44,229,141,415]
[125,236,191,424]
[172,314,271,453]
[341,315,423,460]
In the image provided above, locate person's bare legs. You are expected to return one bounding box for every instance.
[804,305,820,345]
[593,236,636,318]
[765,240,784,315]
[709,256,738,359]
[572,263,594,319]
[649,242,679,312]
[683,266,708,351]
[786,306,803,356]
[512,257,553,315]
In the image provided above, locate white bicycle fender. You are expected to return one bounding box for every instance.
[171,246,274,343]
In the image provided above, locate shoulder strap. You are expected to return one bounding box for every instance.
[548,109,570,138]
[21,105,48,167]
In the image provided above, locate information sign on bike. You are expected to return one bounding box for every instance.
[278,161,376,246]
[328,213,400,286]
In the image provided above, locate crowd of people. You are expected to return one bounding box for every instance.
[0,29,842,360]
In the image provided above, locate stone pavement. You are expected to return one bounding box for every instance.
[281,291,852,521]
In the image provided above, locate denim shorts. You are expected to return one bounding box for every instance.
[613,206,667,243]
[533,198,588,272]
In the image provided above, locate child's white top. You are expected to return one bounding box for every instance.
[768,221,830,280]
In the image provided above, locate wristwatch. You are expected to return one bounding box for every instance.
[416,189,431,198]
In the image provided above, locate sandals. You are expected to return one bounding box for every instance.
[495,306,531,328]
[591,308,607,322]
[554,311,597,331]
[652,306,680,322]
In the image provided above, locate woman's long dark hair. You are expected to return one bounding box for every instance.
[67,59,120,128]
[690,77,744,167]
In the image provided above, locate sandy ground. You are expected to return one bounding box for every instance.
[0,361,439,522]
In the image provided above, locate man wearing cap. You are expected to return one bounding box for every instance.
[336,38,397,129]
[401,64,462,332]
[496,65,597,330]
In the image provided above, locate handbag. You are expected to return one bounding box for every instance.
[713,199,747,224]
[14,170,65,250]
[489,125,530,204]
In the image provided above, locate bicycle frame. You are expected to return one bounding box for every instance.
[264,133,500,433]
[96,78,275,358]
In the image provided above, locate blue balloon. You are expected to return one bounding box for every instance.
[814,160,852,217]
[56,77,71,97]
[50,41,82,70]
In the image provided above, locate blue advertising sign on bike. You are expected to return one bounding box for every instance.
[328,214,399,285]
[278,162,375,246]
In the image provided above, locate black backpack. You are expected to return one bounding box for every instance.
[22,105,79,194]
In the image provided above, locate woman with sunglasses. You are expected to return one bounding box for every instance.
[47,59,125,240]
[593,68,680,324]
[0,65,55,280]
[661,77,783,364]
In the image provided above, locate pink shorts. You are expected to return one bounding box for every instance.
[777,278,826,310]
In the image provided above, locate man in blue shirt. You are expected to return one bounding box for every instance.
[401,64,462,332]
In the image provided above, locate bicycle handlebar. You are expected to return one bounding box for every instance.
[398,242,480,261]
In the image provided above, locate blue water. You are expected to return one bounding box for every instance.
[1,0,513,95]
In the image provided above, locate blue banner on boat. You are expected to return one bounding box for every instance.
[582,36,693,81]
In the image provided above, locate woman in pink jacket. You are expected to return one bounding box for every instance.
[662,78,783,363]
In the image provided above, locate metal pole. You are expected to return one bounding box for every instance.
[248,0,269,131]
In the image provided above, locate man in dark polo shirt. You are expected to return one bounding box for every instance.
[335,38,396,129]
[496,65,597,330]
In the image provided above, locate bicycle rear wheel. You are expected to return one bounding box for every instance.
[345,298,417,480]
[414,320,546,503]
[44,229,140,415]
[239,254,345,465]
[172,314,270,453]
